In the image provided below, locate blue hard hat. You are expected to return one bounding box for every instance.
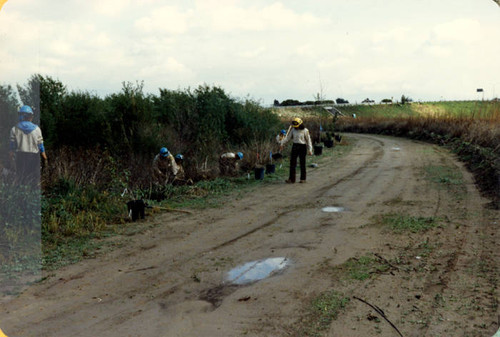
[160,147,169,157]
[175,154,184,160]
[236,152,243,160]
[280,129,287,135]
[19,105,33,114]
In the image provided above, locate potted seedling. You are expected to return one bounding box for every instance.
[253,152,265,180]
[324,132,334,148]
[266,151,276,174]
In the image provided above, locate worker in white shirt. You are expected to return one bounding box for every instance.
[279,118,313,183]
[219,152,243,176]
[9,105,47,185]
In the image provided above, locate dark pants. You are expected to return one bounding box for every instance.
[289,143,307,182]
[15,152,40,186]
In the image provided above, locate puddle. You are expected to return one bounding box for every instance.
[321,206,346,213]
[391,147,401,151]
[227,257,289,285]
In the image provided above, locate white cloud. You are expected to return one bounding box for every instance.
[88,0,133,17]
[237,46,267,59]
[138,57,194,79]
[134,5,190,34]
[193,1,328,32]
[433,18,482,43]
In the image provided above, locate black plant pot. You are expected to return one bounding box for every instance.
[266,164,276,174]
[314,145,323,156]
[127,199,145,221]
[324,139,334,148]
[254,167,265,180]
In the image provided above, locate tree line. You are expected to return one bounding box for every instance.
[0,74,282,187]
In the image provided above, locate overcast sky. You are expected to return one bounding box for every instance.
[0,0,499,106]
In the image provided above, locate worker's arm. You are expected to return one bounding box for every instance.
[280,128,293,146]
[305,129,313,155]
[152,156,163,175]
[170,156,179,176]
[36,128,48,162]
[38,143,47,161]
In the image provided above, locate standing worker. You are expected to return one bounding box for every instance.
[9,105,47,185]
[280,118,313,183]
[219,151,243,176]
[152,147,177,185]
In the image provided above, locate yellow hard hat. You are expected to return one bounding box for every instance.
[291,117,303,128]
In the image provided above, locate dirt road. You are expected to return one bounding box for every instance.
[1,134,499,337]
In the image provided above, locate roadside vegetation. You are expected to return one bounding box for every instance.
[0,74,289,272]
[1,74,498,275]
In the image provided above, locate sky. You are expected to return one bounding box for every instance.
[0,0,499,106]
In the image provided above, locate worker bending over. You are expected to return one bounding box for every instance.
[153,147,177,184]
[219,152,243,176]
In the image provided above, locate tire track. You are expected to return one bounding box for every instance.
[211,137,385,251]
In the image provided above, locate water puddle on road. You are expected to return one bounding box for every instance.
[321,206,346,213]
[391,147,401,151]
[227,257,289,285]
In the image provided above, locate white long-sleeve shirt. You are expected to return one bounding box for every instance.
[280,128,313,153]
[10,122,44,154]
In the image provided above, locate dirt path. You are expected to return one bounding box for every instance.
[1,134,499,337]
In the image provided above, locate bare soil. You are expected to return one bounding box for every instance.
[1,134,499,337]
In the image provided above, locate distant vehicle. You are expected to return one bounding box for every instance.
[335,98,349,104]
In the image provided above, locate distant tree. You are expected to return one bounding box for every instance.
[59,91,109,148]
[335,98,349,104]
[273,99,280,106]
[381,98,392,104]
[280,99,302,106]
[105,81,154,154]
[401,95,413,105]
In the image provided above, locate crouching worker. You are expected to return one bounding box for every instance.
[171,154,193,186]
[280,118,313,184]
[219,152,243,176]
[152,147,177,185]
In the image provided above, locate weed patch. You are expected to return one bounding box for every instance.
[330,254,393,282]
[299,290,350,336]
[375,213,441,233]
[424,165,464,187]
